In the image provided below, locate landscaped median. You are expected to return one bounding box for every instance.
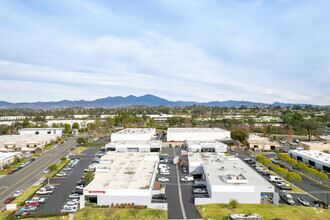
[0,159,28,175]
[74,207,167,220]
[12,185,43,206]
[71,147,88,155]
[196,203,330,220]
[44,159,71,178]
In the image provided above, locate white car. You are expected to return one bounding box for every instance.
[56,172,67,177]
[76,185,84,190]
[61,206,77,213]
[64,204,78,209]
[13,190,24,197]
[158,177,169,182]
[66,200,79,206]
[160,172,170,175]
[69,193,80,199]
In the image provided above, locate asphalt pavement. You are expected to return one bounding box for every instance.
[0,137,79,211]
[37,147,100,214]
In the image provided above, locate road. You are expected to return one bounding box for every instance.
[0,137,78,210]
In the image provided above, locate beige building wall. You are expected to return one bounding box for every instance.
[300,142,330,153]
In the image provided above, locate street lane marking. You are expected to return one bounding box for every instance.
[0,141,74,197]
[176,164,187,220]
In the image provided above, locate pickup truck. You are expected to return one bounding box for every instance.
[26,197,46,204]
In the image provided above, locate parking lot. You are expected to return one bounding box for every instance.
[34,147,100,215]
[159,145,202,220]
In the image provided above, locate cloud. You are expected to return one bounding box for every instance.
[0,0,329,105]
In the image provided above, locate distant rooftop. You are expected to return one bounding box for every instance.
[168,128,229,133]
[18,128,64,131]
[301,142,330,147]
[186,140,226,145]
[0,152,21,159]
[290,150,330,164]
[115,128,155,135]
[108,140,161,146]
[85,153,158,190]
[189,153,273,187]
[0,135,57,141]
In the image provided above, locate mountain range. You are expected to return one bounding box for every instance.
[0,95,326,110]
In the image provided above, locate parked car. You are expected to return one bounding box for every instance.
[25,201,40,207]
[182,167,187,173]
[152,194,166,200]
[64,204,78,209]
[13,190,24,197]
[297,197,310,206]
[76,185,84,190]
[26,197,46,204]
[20,206,37,212]
[4,197,16,204]
[279,183,292,190]
[72,189,83,195]
[193,184,206,188]
[7,170,15,175]
[279,191,294,205]
[69,193,80,199]
[13,210,30,217]
[194,194,209,198]
[66,200,79,206]
[56,172,67,177]
[158,177,169,182]
[36,188,51,195]
[313,200,328,209]
[61,206,77,213]
[44,168,50,173]
[77,179,86,185]
[194,188,207,194]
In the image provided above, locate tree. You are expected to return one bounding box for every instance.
[72,122,80,130]
[60,157,67,163]
[316,172,328,183]
[22,118,30,128]
[229,199,239,210]
[301,120,318,141]
[263,159,273,167]
[64,123,71,134]
[277,168,288,177]
[49,164,57,171]
[297,162,308,172]
[287,172,302,183]
[77,137,87,146]
[231,128,249,145]
[85,171,95,185]
[307,168,318,177]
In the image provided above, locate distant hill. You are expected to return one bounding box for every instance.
[0,94,326,110]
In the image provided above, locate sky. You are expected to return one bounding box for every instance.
[0,0,329,105]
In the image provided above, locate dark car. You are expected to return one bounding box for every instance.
[72,189,83,195]
[29,158,35,162]
[313,200,328,209]
[182,167,187,173]
[152,194,166,200]
[4,197,16,204]
[13,210,30,217]
[77,179,86,186]
[193,184,206,188]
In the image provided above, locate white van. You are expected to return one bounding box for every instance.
[159,164,169,170]
[268,175,283,183]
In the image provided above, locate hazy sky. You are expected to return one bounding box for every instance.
[0,0,329,104]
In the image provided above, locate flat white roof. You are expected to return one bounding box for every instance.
[187,140,226,145]
[0,152,21,159]
[0,135,57,142]
[301,142,330,148]
[189,153,273,187]
[290,150,330,165]
[18,128,64,131]
[115,128,155,135]
[168,128,229,133]
[85,153,158,190]
[108,140,161,145]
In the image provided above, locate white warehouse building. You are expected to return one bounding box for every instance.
[289,150,330,172]
[186,140,227,153]
[111,128,156,141]
[18,128,64,137]
[167,128,230,142]
[189,153,275,204]
[106,128,161,152]
[83,153,164,208]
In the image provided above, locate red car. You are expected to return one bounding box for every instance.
[13,210,30,217]
[7,170,15,175]
[25,201,39,207]
[4,197,16,204]
[81,176,85,179]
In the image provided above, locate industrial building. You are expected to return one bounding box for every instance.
[189,153,275,204]
[289,150,330,172]
[0,116,27,120]
[0,152,22,167]
[167,128,230,142]
[247,135,280,151]
[186,140,227,153]
[83,153,163,208]
[106,128,161,152]
[299,142,330,153]
[0,135,57,152]
[18,128,64,137]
